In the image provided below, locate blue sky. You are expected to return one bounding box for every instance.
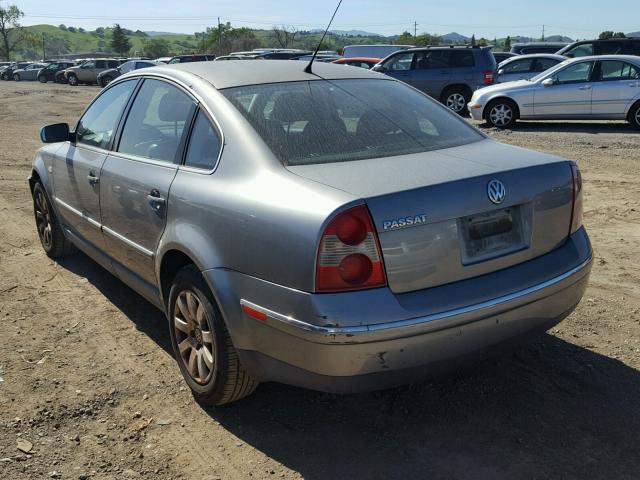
[16,0,640,39]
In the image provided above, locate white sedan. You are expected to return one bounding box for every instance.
[469,55,640,128]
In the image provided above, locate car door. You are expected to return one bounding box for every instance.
[498,58,534,83]
[410,50,451,97]
[51,79,138,251]
[591,60,640,116]
[379,51,416,86]
[77,61,94,82]
[99,78,196,285]
[534,61,595,116]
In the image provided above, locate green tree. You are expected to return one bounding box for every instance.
[110,23,131,55]
[504,35,511,50]
[471,34,476,46]
[67,26,76,33]
[143,37,170,58]
[599,31,626,39]
[414,33,441,46]
[58,24,67,31]
[197,22,258,55]
[394,31,414,45]
[0,3,25,61]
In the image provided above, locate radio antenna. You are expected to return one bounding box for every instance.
[304,0,343,74]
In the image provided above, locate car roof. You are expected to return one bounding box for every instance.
[502,53,566,62]
[566,54,640,63]
[333,57,381,62]
[140,60,381,89]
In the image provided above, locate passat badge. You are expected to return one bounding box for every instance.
[383,214,427,231]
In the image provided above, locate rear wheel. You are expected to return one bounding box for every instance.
[1,72,8,80]
[100,75,113,87]
[13,73,20,81]
[38,74,47,83]
[67,73,78,86]
[441,87,470,115]
[32,182,74,258]
[485,98,518,128]
[168,265,258,406]
[628,102,640,131]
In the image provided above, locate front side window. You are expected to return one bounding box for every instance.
[223,79,483,166]
[553,62,593,84]
[46,63,58,70]
[184,110,222,170]
[118,79,195,162]
[414,50,450,70]
[82,62,95,69]
[502,59,533,74]
[383,52,414,71]
[76,80,137,149]
[567,43,594,57]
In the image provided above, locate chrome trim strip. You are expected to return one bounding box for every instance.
[102,226,154,258]
[54,197,101,229]
[240,255,592,338]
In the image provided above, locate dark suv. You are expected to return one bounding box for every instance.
[167,54,215,64]
[373,45,496,113]
[556,38,640,58]
[510,42,568,55]
[36,61,76,83]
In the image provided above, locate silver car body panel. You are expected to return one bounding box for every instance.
[497,54,566,83]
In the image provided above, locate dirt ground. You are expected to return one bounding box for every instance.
[0,81,639,480]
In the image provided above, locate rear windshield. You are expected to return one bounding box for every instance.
[222,79,483,166]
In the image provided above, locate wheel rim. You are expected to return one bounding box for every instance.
[68,76,76,85]
[103,77,112,85]
[446,93,466,112]
[13,75,19,81]
[173,290,215,385]
[489,104,513,127]
[635,108,640,126]
[34,190,52,249]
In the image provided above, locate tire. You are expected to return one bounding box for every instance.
[32,182,75,259]
[38,75,47,83]
[67,73,78,86]
[168,264,258,406]
[628,101,640,131]
[100,75,113,87]
[485,98,518,129]
[441,87,470,115]
[13,73,20,81]
[1,72,8,81]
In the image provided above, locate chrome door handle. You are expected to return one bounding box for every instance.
[147,189,166,210]
[87,173,99,185]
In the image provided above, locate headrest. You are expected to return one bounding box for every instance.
[158,91,193,122]
[356,109,419,136]
[271,92,318,123]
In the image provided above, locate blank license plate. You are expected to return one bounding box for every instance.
[460,207,525,262]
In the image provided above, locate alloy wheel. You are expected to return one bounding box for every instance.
[68,75,77,86]
[173,290,215,385]
[489,104,513,127]
[635,108,640,127]
[446,93,466,112]
[34,189,52,249]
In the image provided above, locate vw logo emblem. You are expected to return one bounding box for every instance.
[487,179,506,204]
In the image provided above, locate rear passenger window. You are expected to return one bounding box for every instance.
[76,80,137,149]
[534,58,559,72]
[414,50,450,69]
[597,42,623,55]
[184,111,222,170]
[599,61,640,80]
[118,79,195,163]
[451,50,474,67]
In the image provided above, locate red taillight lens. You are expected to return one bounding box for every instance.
[569,164,584,235]
[316,205,387,292]
[483,70,494,85]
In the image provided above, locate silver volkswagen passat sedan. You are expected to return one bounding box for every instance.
[469,55,640,128]
[30,61,592,405]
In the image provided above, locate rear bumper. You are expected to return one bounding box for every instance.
[204,228,592,393]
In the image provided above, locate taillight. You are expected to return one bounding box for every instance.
[483,70,494,85]
[569,164,583,235]
[316,205,387,292]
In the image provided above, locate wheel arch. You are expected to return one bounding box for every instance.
[440,84,473,101]
[626,98,640,122]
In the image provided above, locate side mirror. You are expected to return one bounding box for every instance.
[40,123,70,143]
[542,78,555,87]
[371,64,385,72]
[498,69,504,75]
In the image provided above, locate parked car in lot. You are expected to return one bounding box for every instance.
[167,54,216,64]
[469,55,640,128]
[30,60,591,404]
[35,61,76,83]
[64,59,121,85]
[11,63,47,81]
[1,62,30,80]
[97,60,158,87]
[331,57,381,69]
[373,45,496,113]
[556,38,640,58]
[510,42,568,55]
[497,54,566,83]
[493,52,518,64]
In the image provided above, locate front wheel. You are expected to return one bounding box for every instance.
[67,73,78,86]
[38,74,47,83]
[100,75,113,87]
[13,73,20,81]
[485,99,518,128]
[168,265,258,406]
[628,102,640,131]
[32,182,74,258]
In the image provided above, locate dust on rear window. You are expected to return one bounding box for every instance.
[222,79,483,166]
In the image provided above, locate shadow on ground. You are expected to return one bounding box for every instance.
[59,251,640,480]
[479,120,638,135]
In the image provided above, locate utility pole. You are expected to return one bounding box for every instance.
[542,24,545,41]
[414,21,417,37]
[42,32,46,61]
